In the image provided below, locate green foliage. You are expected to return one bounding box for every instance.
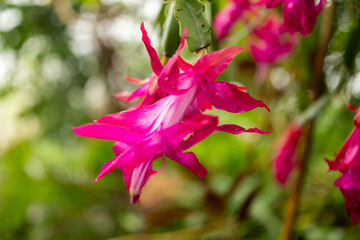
[174,0,212,52]
[161,1,180,57]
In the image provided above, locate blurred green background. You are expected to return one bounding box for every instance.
[0,0,360,239]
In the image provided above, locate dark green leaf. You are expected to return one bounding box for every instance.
[161,1,181,57]
[174,0,211,52]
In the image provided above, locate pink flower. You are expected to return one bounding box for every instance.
[272,123,303,185]
[75,89,220,203]
[334,165,360,225]
[326,104,360,173]
[282,0,326,36]
[249,15,298,63]
[213,0,257,41]
[74,23,269,203]
[326,104,360,224]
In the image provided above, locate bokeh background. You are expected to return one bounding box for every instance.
[1,0,360,239]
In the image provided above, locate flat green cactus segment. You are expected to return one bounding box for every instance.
[174,0,212,52]
[161,1,181,57]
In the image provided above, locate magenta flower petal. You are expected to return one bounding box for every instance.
[178,56,193,71]
[73,123,142,143]
[162,114,219,150]
[325,105,360,224]
[196,91,213,112]
[166,150,207,178]
[96,98,169,132]
[193,46,244,82]
[217,124,271,134]
[163,114,217,143]
[326,126,360,173]
[114,84,150,103]
[124,76,149,85]
[213,2,240,40]
[282,0,326,36]
[201,81,269,113]
[272,123,302,185]
[95,148,133,182]
[140,22,163,76]
[113,142,130,156]
[213,0,254,40]
[334,165,360,225]
[158,30,191,95]
[94,157,120,182]
[114,91,133,103]
[120,137,162,202]
[249,15,297,63]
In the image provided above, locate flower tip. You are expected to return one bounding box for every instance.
[324,158,336,172]
[72,126,81,135]
[347,103,358,112]
[264,104,270,112]
[198,169,208,178]
[130,195,140,204]
[236,46,245,52]
[262,130,272,134]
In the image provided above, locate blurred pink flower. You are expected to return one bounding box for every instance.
[263,0,282,8]
[326,104,360,224]
[74,23,269,203]
[249,15,297,64]
[326,104,360,173]
[272,123,303,185]
[282,0,326,36]
[213,0,258,41]
[334,165,360,225]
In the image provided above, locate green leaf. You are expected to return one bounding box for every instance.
[161,1,181,57]
[174,0,212,52]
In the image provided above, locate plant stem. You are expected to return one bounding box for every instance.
[192,48,208,64]
[279,2,335,240]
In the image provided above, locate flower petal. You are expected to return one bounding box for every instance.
[140,22,163,76]
[193,46,244,82]
[121,136,162,203]
[326,126,360,172]
[124,76,150,85]
[334,166,360,225]
[114,84,150,103]
[158,30,191,95]
[217,124,270,134]
[94,147,134,182]
[96,97,171,132]
[73,123,142,143]
[196,90,213,112]
[162,114,218,150]
[201,81,270,113]
[178,56,193,71]
[113,141,130,156]
[272,123,302,185]
[166,150,207,178]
